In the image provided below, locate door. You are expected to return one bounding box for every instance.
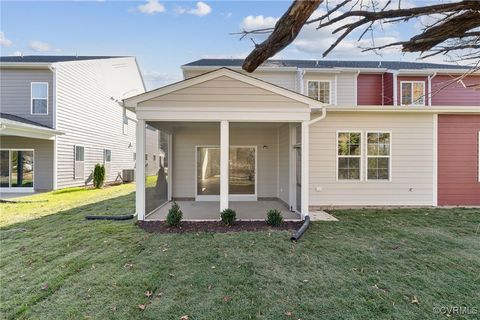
[196,146,256,201]
[0,150,34,192]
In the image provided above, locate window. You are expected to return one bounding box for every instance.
[31,82,48,114]
[104,149,111,163]
[337,132,361,180]
[153,155,156,161]
[123,108,128,135]
[307,80,330,104]
[74,146,85,179]
[104,149,111,176]
[145,154,148,161]
[401,81,425,106]
[367,132,391,180]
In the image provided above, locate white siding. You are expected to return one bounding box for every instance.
[55,57,144,188]
[309,112,435,206]
[171,124,279,199]
[0,69,54,127]
[336,72,356,106]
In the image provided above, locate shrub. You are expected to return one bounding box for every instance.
[220,208,236,226]
[266,209,283,227]
[93,164,105,189]
[166,202,183,227]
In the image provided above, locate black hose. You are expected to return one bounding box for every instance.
[1,199,48,203]
[290,216,310,241]
[85,214,134,221]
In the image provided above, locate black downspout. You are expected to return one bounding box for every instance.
[85,214,134,221]
[290,216,310,241]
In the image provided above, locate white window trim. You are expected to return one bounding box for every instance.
[307,80,332,104]
[30,82,49,115]
[365,131,392,182]
[123,108,128,135]
[0,149,35,191]
[336,130,362,182]
[104,149,111,164]
[74,145,85,179]
[400,80,425,106]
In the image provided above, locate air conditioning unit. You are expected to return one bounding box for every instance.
[122,169,135,182]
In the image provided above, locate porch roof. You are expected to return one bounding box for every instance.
[124,68,325,122]
[0,113,64,140]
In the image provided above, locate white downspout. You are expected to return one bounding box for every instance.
[354,70,360,106]
[309,107,327,125]
[428,72,437,107]
[392,71,399,106]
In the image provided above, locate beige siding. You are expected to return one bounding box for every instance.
[336,72,356,106]
[0,136,54,190]
[309,112,435,206]
[55,57,144,188]
[278,124,290,204]
[172,124,279,198]
[184,70,297,91]
[0,69,54,127]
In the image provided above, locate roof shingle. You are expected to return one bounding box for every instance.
[0,55,127,63]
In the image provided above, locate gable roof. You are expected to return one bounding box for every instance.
[183,59,470,71]
[124,68,327,108]
[0,55,127,64]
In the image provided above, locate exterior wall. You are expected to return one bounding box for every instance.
[172,124,279,199]
[278,124,290,204]
[0,136,54,190]
[336,72,356,106]
[145,126,160,176]
[357,74,383,105]
[382,73,394,105]
[397,76,429,106]
[438,115,480,205]
[55,57,144,188]
[431,75,480,106]
[309,112,435,206]
[0,68,54,127]
[184,69,297,91]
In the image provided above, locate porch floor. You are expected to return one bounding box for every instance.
[146,200,301,221]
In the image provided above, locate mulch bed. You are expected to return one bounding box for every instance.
[138,220,303,233]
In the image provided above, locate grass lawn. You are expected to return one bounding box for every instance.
[1,185,479,319]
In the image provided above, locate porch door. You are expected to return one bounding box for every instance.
[0,150,34,191]
[196,146,256,201]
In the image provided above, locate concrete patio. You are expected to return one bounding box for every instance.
[146,200,301,221]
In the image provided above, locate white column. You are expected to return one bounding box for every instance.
[301,121,309,220]
[220,120,229,212]
[136,119,146,220]
[167,133,173,201]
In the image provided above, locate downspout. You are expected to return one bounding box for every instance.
[291,106,327,241]
[354,70,360,106]
[428,72,437,106]
[392,70,399,106]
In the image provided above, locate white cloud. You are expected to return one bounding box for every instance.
[240,15,277,31]
[0,32,13,47]
[176,2,211,17]
[137,0,165,15]
[11,51,22,56]
[28,40,60,52]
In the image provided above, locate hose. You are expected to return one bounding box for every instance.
[85,214,134,221]
[290,216,310,241]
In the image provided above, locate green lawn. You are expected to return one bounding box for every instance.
[1,186,479,319]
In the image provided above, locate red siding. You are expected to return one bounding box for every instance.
[357,74,383,105]
[397,76,429,106]
[431,75,480,106]
[438,115,480,206]
[382,73,394,105]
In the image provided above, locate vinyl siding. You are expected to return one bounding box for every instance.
[309,112,435,206]
[438,115,480,205]
[0,69,54,127]
[383,73,394,105]
[278,124,290,204]
[357,74,383,105]
[184,70,297,91]
[431,75,480,106]
[55,57,144,188]
[336,72,356,105]
[0,136,54,190]
[171,124,279,198]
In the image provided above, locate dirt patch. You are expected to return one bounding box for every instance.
[138,220,303,233]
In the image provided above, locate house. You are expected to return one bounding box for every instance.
[0,55,146,193]
[125,59,479,221]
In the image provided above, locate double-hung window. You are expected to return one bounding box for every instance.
[401,81,425,106]
[337,132,361,180]
[104,149,111,176]
[31,82,48,114]
[307,80,331,104]
[74,146,85,179]
[367,132,391,180]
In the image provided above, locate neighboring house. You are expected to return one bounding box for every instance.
[0,56,145,193]
[125,59,479,221]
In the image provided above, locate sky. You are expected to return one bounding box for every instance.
[0,0,454,90]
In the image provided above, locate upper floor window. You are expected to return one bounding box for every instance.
[31,82,48,114]
[307,80,330,104]
[401,81,425,106]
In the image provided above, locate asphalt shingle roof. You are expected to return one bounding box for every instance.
[0,55,127,63]
[183,59,469,70]
[0,113,52,129]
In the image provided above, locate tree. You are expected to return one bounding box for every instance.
[239,0,480,74]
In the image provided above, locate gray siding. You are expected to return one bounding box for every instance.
[55,57,144,188]
[0,69,54,127]
[0,136,54,190]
